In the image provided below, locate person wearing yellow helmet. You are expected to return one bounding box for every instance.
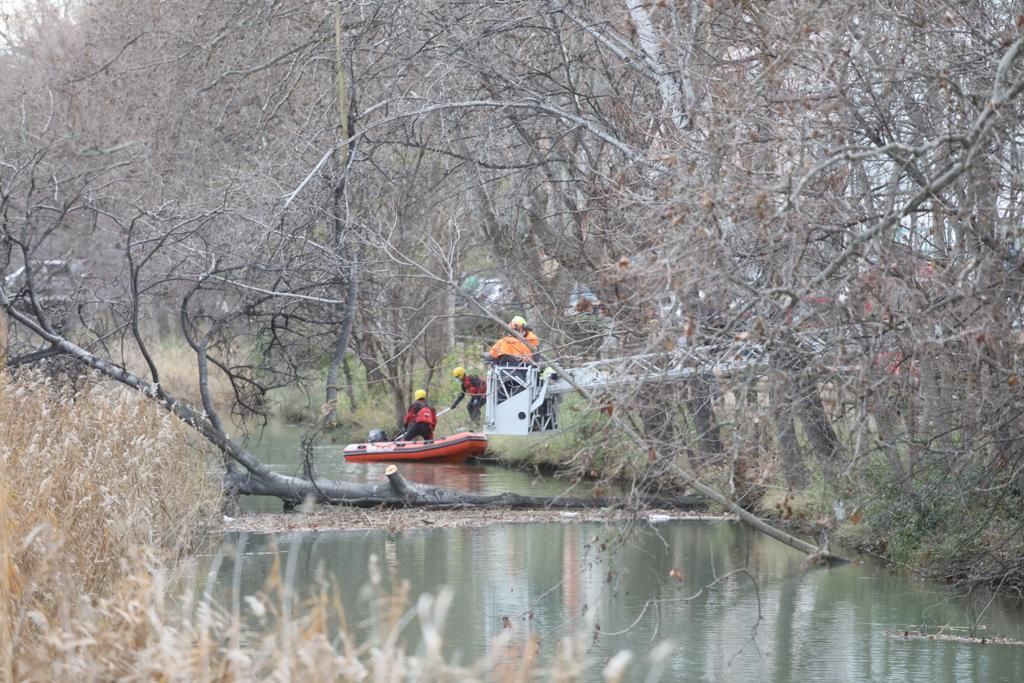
[397,389,436,441]
[450,366,487,422]
[488,315,537,364]
[509,316,540,350]
[486,316,544,402]
[510,316,540,354]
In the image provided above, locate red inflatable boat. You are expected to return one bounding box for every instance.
[342,431,488,464]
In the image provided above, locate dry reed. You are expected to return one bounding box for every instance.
[0,370,219,679]
[0,371,622,681]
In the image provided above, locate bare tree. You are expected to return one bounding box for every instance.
[9,0,1024,579]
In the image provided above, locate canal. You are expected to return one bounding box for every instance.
[192,426,1024,681]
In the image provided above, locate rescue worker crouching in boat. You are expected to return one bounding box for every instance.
[450,366,487,422]
[397,389,437,441]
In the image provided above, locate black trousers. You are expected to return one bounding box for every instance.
[398,422,434,441]
[467,395,486,420]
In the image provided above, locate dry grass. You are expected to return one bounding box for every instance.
[0,370,220,679]
[0,371,622,682]
[132,339,239,415]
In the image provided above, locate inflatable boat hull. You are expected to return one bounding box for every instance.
[343,431,488,463]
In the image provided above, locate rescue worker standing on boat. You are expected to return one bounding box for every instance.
[450,366,487,422]
[397,389,437,441]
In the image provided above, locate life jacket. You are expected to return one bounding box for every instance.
[488,335,534,362]
[415,405,437,428]
[404,399,428,426]
[462,375,486,395]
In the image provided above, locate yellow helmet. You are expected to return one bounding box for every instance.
[509,315,527,331]
[414,389,427,401]
[453,366,466,379]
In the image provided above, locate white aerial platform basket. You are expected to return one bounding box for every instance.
[484,364,559,436]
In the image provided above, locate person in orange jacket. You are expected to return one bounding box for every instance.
[523,325,540,354]
[487,316,543,401]
[487,316,537,364]
[397,389,437,441]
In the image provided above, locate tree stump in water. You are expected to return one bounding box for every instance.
[385,464,416,500]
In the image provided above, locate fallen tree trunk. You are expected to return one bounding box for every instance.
[541,354,852,566]
[667,462,848,565]
[225,464,703,510]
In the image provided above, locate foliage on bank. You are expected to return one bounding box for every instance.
[836,454,1024,594]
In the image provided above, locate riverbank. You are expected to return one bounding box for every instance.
[469,427,1024,597]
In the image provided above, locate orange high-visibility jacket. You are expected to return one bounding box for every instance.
[488,335,534,362]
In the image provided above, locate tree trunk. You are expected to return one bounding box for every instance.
[324,257,358,427]
[342,355,357,413]
[323,8,357,428]
[686,373,722,464]
[798,378,843,478]
[771,380,808,488]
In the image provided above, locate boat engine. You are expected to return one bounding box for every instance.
[367,429,388,443]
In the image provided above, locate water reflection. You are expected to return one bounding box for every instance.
[193,520,1024,682]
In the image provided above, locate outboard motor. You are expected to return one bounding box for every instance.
[367,429,388,443]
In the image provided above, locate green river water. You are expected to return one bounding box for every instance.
[194,426,1024,681]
